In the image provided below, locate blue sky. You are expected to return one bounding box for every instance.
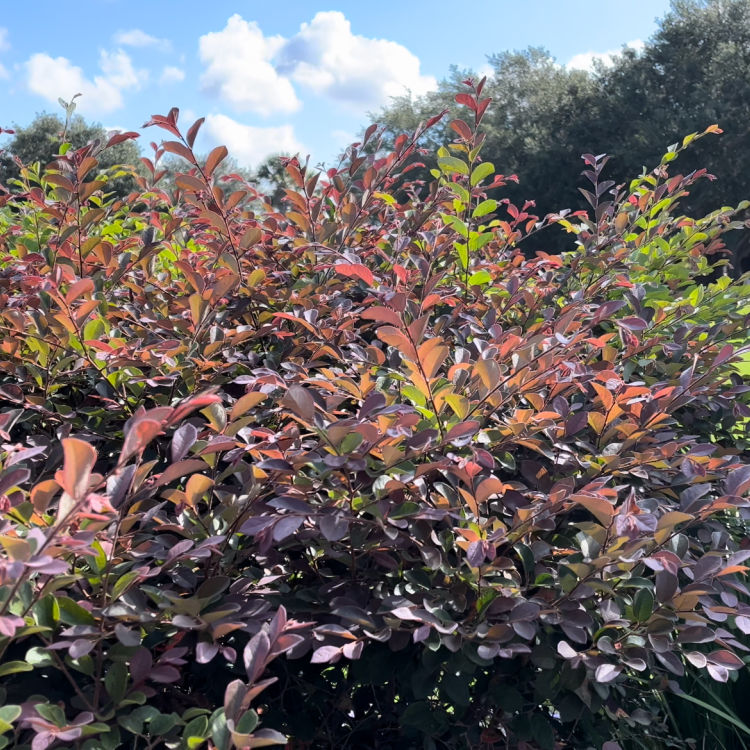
[0,1,672,169]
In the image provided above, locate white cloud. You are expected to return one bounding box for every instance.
[99,49,142,89]
[114,29,170,50]
[159,65,185,85]
[198,12,435,116]
[25,49,146,115]
[567,39,645,72]
[199,15,300,116]
[204,114,303,168]
[0,63,7,80]
[277,11,436,109]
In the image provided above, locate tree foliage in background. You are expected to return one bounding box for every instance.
[0,113,141,199]
[374,0,750,268]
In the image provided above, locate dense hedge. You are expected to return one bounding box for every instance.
[0,84,750,749]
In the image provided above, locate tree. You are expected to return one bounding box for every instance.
[374,0,750,267]
[0,112,141,198]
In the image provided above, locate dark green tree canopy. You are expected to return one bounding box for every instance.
[0,112,141,197]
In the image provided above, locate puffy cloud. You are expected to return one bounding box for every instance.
[199,15,300,116]
[566,39,645,72]
[159,65,185,85]
[25,49,145,115]
[114,29,170,49]
[278,11,436,109]
[198,12,435,116]
[204,114,303,168]
[99,49,142,89]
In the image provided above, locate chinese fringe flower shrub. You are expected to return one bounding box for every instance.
[0,82,750,749]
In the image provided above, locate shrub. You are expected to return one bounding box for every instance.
[0,83,749,749]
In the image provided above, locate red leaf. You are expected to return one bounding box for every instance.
[445,420,480,442]
[65,278,94,304]
[335,263,374,286]
[186,117,205,148]
[363,123,378,144]
[205,145,228,178]
[161,140,196,164]
[476,97,492,119]
[450,119,473,141]
[106,131,139,147]
[455,93,477,111]
[424,109,449,129]
[167,392,222,426]
[360,306,401,326]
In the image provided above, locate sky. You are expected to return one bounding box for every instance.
[0,0,673,170]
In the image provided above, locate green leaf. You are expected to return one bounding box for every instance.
[33,594,59,628]
[111,571,140,601]
[0,705,21,734]
[437,156,468,175]
[339,432,363,453]
[58,596,96,625]
[150,713,180,737]
[455,242,468,271]
[25,647,54,667]
[235,710,259,735]
[391,502,420,519]
[447,182,470,202]
[105,662,128,704]
[0,661,33,678]
[441,214,468,237]
[208,709,230,750]
[472,199,497,218]
[682,132,698,149]
[470,162,495,186]
[402,385,427,406]
[468,232,494,253]
[633,587,655,621]
[468,270,492,286]
[34,702,66,727]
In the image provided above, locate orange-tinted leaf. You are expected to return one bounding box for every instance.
[205,145,229,178]
[184,474,214,508]
[571,493,616,526]
[56,438,96,501]
[65,278,95,305]
[175,174,206,193]
[335,263,374,286]
[186,117,205,148]
[230,392,268,421]
[162,140,196,163]
[360,307,401,326]
[31,479,60,514]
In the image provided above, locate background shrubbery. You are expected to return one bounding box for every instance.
[0,73,750,750]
